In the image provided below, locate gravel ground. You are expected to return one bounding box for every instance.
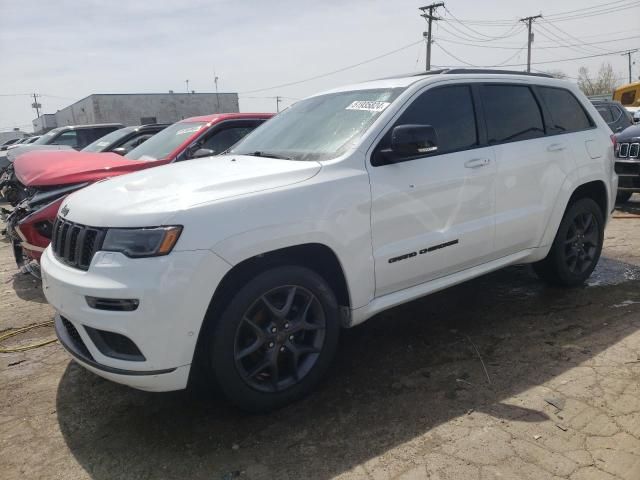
[1,199,640,480]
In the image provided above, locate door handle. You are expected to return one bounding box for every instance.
[547,143,566,152]
[464,158,490,168]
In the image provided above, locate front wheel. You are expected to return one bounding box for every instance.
[533,198,604,287]
[208,265,340,412]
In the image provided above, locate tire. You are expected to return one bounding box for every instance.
[533,198,604,287]
[616,191,633,204]
[208,265,340,412]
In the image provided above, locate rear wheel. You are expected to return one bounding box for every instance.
[616,191,633,204]
[533,198,604,287]
[208,265,340,412]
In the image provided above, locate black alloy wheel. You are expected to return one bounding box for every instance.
[533,197,604,287]
[234,285,326,393]
[563,211,598,275]
[209,265,340,412]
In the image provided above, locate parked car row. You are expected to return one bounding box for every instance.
[16,69,615,411]
[1,113,272,276]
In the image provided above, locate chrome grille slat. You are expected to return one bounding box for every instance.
[51,217,105,271]
[617,142,640,159]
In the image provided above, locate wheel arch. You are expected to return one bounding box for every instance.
[536,176,610,257]
[190,242,352,383]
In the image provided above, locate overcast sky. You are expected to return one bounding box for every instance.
[0,0,638,132]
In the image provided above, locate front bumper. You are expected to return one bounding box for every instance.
[42,246,231,392]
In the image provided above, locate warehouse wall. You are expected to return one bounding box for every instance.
[51,93,239,127]
[93,93,239,125]
[53,97,97,126]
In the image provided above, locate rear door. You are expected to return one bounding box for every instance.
[480,83,573,257]
[368,84,496,296]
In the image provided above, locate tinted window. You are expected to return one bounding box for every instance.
[539,87,593,133]
[82,127,134,152]
[596,106,614,124]
[51,131,79,148]
[621,90,636,105]
[200,126,256,155]
[373,85,477,165]
[481,85,545,143]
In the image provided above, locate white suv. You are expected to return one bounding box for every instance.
[41,70,617,411]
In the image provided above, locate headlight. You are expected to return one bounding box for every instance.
[102,226,182,258]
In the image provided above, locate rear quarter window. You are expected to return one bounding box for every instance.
[480,85,545,144]
[539,87,594,134]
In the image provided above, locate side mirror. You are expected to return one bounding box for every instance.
[111,147,128,156]
[192,148,215,159]
[390,124,438,159]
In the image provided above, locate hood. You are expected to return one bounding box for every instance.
[61,155,322,227]
[617,125,640,142]
[7,144,73,163]
[15,150,160,187]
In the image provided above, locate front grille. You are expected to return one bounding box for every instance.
[615,162,640,176]
[51,217,106,270]
[60,317,94,361]
[617,142,640,159]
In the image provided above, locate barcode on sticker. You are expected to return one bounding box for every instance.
[346,101,390,112]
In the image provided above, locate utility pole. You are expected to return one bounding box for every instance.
[31,93,41,118]
[185,79,190,93]
[276,96,282,113]
[520,15,542,73]
[621,50,638,83]
[419,3,444,71]
[214,74,220,112]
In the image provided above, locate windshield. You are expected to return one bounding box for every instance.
[82,127,135,152]
[33,128,64,145]
[229,88,404,161]
[125,121,206,161]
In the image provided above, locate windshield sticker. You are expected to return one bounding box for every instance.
[346,101,390,112]
[175,126,202,136]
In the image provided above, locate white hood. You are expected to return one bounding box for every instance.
[61,155,322,227]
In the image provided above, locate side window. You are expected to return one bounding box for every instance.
[373,85,478,165]
[609,106,622,122]
[621,90,636,106]
[51,131,79,148]
[200,126,256,155]
[538,87,593,134]
[481,85,545,144]
[596,106,614,124]
[121,133,153,150]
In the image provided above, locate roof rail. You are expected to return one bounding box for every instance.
[411,68,553,78]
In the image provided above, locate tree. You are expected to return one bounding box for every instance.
[577,62,620,96]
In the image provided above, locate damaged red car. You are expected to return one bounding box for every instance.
[4,113,272,275]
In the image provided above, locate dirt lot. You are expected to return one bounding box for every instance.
[2,200,640,480]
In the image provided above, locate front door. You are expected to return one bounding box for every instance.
[367,84,496,297]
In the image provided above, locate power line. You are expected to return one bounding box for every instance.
[436,33,640,50]
[433,46,636,68]
[438,0,639,25]
[238,39,423,94]
[443,6,523,40]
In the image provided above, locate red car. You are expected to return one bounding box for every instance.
[5,113,272,275]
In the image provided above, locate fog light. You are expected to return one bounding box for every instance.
[85,296,140,311]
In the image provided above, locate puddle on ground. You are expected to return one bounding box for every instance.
[587,257,640,287]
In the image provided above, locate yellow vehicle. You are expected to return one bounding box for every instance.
[614,81,640,108]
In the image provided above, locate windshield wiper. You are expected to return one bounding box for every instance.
[246,151,293,160]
